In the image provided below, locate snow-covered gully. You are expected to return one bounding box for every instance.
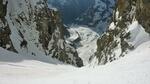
[0,40,150,84]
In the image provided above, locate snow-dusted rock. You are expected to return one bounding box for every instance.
[93,0,150,65]
[0,0,83,67]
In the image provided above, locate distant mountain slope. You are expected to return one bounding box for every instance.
[48,0,116,34]
[48,0,94,24]
[76,0,116,33]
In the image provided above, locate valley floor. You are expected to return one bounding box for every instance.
[0,41,150,84]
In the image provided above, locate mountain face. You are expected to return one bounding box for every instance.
[48,0,94,24]
[91,0,150,65]
[0,0,83,67]
[1,0,149,67]
[76,0,116,33]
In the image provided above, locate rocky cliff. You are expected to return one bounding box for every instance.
[92,0,150,65]
[0,0,83,67]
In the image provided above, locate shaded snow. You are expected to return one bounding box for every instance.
[127,21,150,48]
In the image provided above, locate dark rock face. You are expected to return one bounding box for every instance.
[0,0,16,51]
[0,0,83,67]
[35,1,83,67]
[94,0,150,65]
[136,0,150,34]
[45,10,83,67]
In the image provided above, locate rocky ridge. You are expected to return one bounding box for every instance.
[92,0,150,65]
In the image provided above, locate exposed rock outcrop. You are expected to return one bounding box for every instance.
[136,0,150,33]
[93,0,150,65]
[0,0,16,51]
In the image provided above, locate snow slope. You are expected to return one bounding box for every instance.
[1,40,150,84]
[0,47,77,84]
